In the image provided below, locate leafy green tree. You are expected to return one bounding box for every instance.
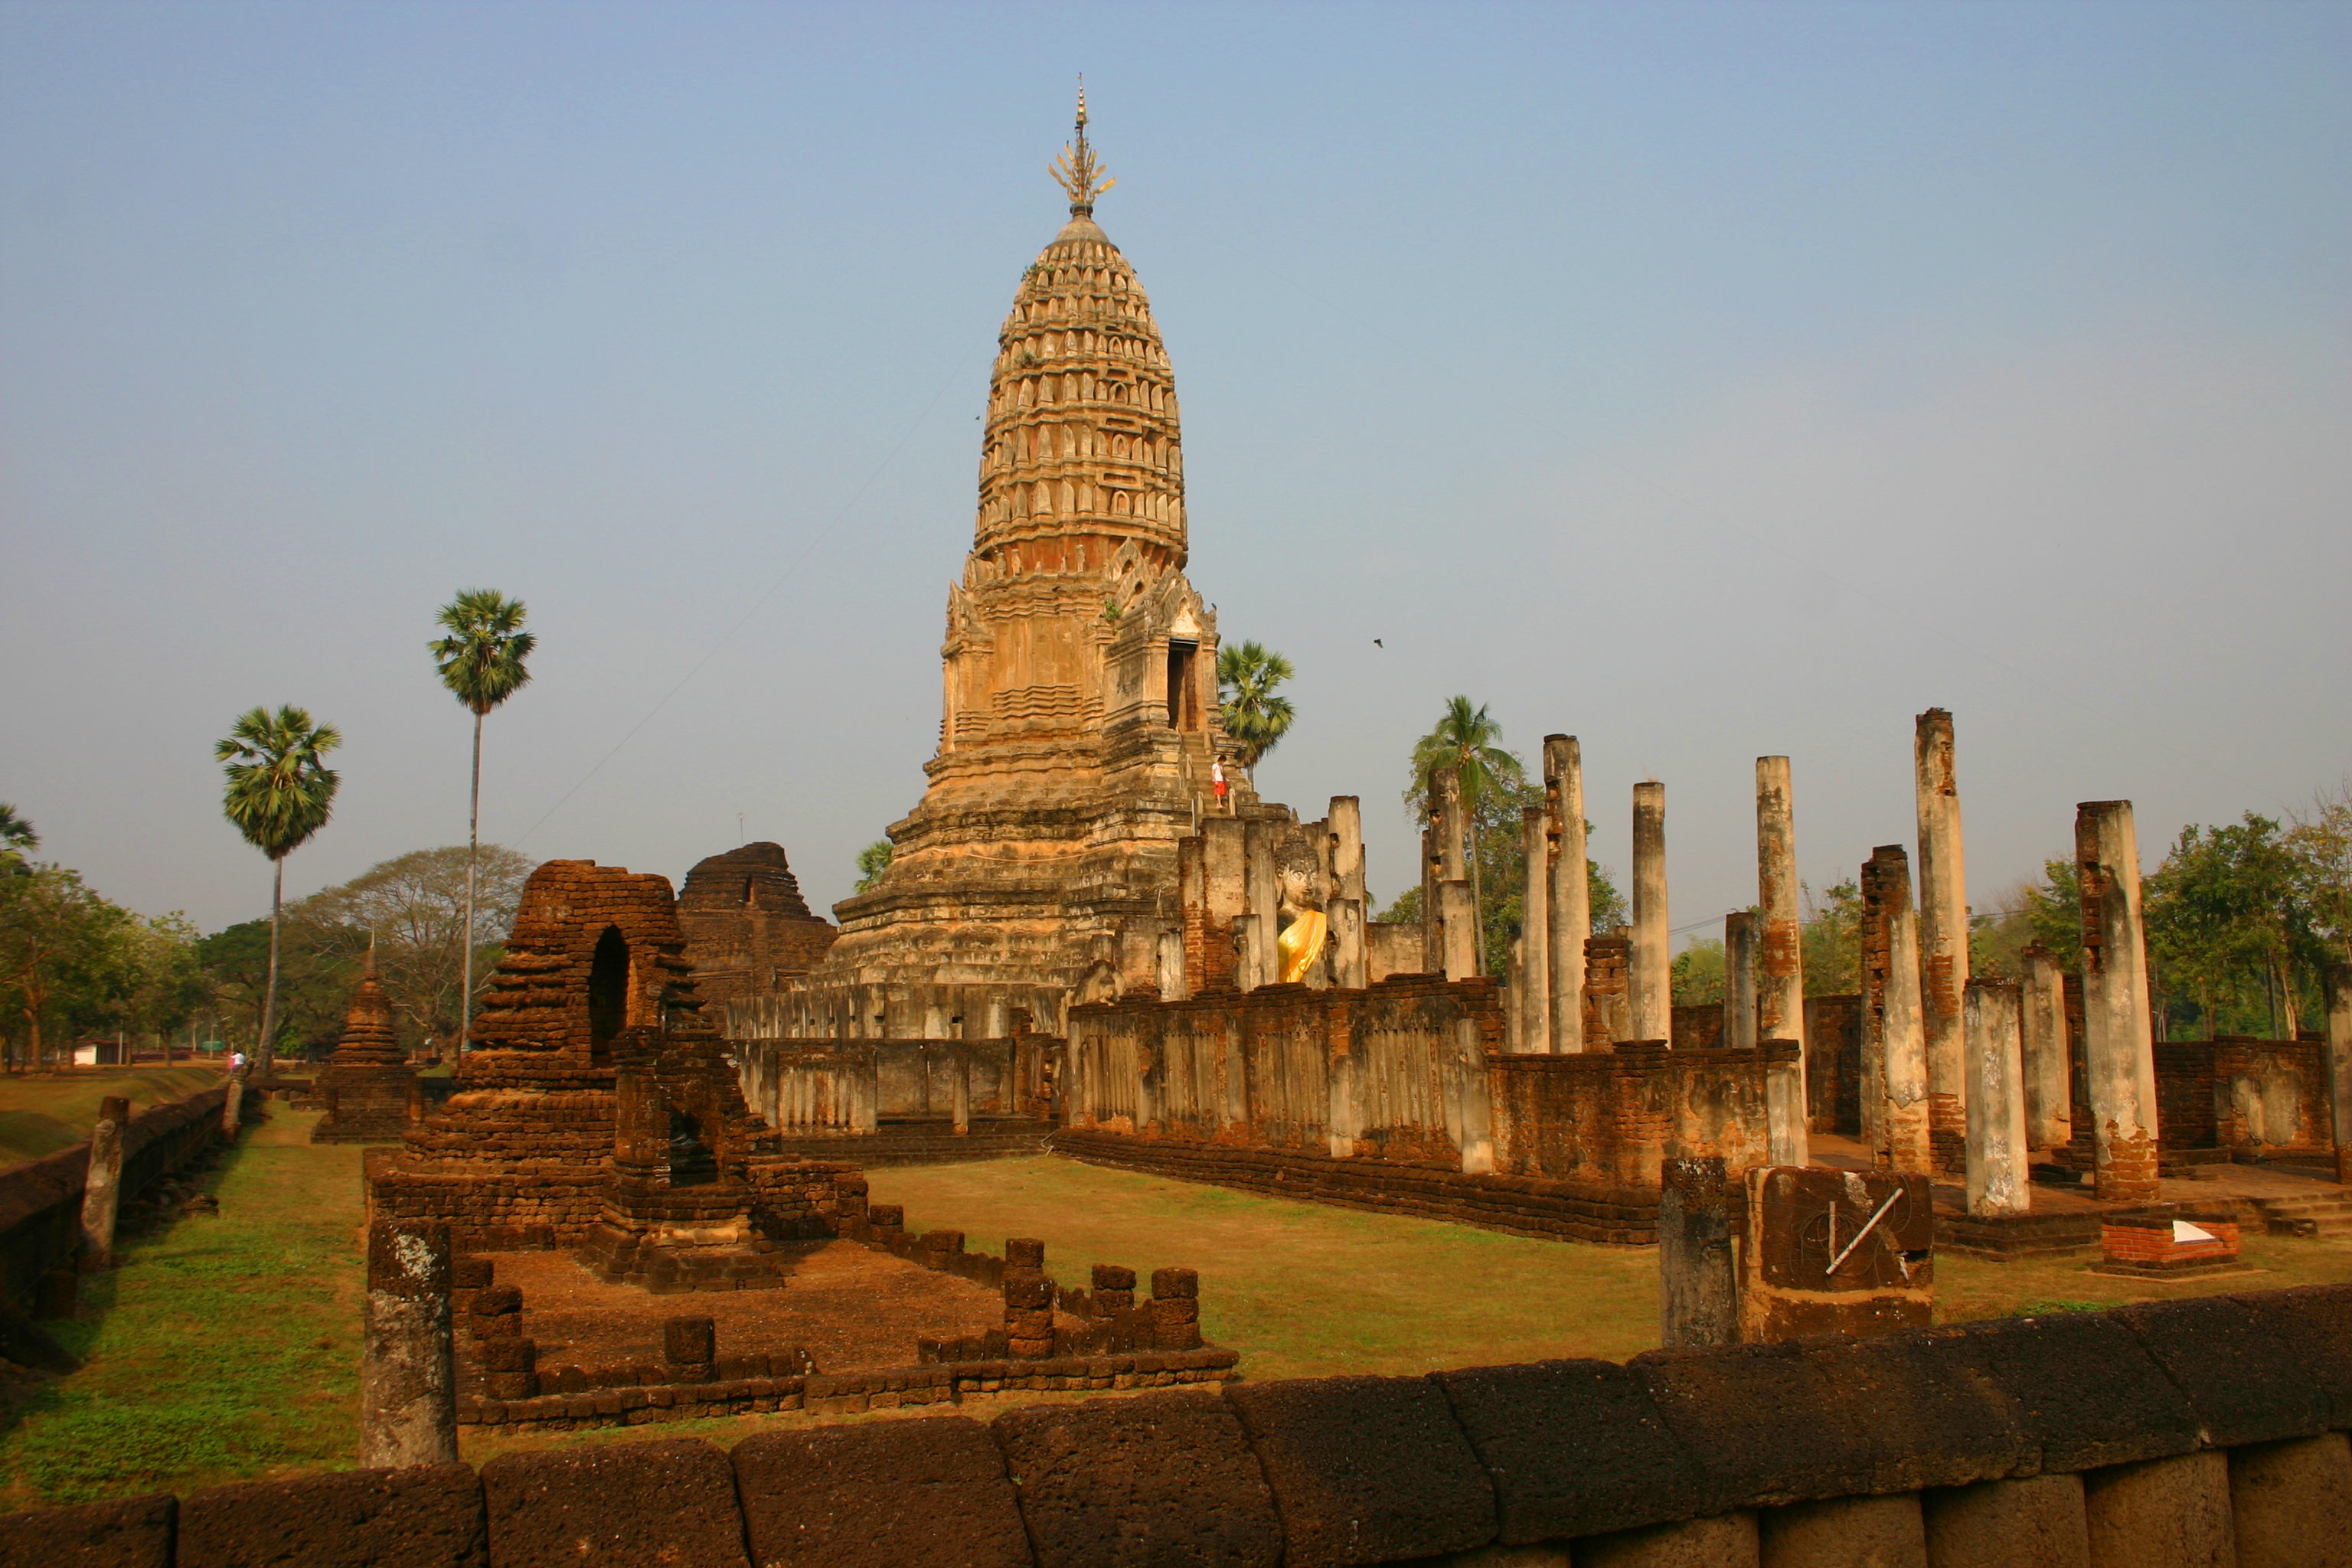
[2288,779,2352,967]
[854,840,895,894]
[0,803,35,876]
[1671,936,1728,1007]
[430,589,537,1048]
[0,865,112,1068]
[90,912,208,1054]
[293,845,534,1051]
[1406,697,1526,972]
[1215,642,1295,768]
[216,704,342,1074]
[196,918,354,1060]
[2145,815,2320,1037]
[1800,878,1864,995]
[2018,858,2083,970]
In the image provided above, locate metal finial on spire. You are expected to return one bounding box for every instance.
[1049,77,1115,218]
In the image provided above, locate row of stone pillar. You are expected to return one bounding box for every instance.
[1852,710,2167,1208]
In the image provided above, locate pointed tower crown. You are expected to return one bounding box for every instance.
[974,92,1184,573]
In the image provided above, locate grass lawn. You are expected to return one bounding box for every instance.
[881,1157,1664,1379]
[877,1156,2352,1379]
[0,1068,224,1171]
[0,1106,366,1511]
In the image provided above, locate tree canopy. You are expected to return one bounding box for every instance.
[1216,642,1295,768]
[431,589,537,716]
[292,844,534,1050]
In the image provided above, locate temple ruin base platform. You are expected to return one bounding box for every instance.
[769,1117,1057,1168]
[1052,1129,1659,1245]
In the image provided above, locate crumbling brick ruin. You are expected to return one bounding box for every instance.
[673,842,838,1009]
[310,952,418,1145]
[371,859,852,1282]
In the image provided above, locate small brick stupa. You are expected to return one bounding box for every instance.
[372,859,858,1288]
[309,943,417,1144]
[675,842,838,1009]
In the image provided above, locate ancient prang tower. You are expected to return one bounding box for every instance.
[763,94,1246,1038]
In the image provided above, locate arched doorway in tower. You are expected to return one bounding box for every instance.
[588,926,629,1054]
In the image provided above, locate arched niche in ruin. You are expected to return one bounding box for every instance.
[589,926,630,1053]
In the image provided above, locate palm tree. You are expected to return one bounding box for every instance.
[216,706,342,1075]
[0,803,35,874]
[1409,695,1524,972]
[430,589,536,1053]
[1216,641,1296,769]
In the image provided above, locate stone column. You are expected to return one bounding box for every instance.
[1914,709,1970,1151]
[2330,965,2352,1185]
[1963,978,2030,1216]
[1452,1018,1494,1174]
[1659,1155,1737,1347]
[1754,756,1807,1076]
[1864,847,1933,1174]
[1432,766,1467,882]
[358,1218,457,1468]
[1630,782,1670,1043]
[1543,736,1589,1054]
[1328,897,1366,991]
[1419,826,1439,977]
[1233,913,1264,992]
[222,1070,243,1136]
[1723,913,1759,1052]
[1518,807,1550,1054]
[1243,819,1279,987]
[1763,1040,1808,1168]
[1328,798,1369,989]
[77,1096,129,1272]
[2020,944,2073,1151]
[951,1050,971,1135]
[1201,817,1246,992]
[1155,927,1187,1001]
[1328,796,1365,905]
[1439,881,1478,981]
[1428,767,1469,979]
[2077,800,2161,1203]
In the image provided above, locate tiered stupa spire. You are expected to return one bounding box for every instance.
[781,91,1230,1028]
[329,938,404,1067]
[975,91,1184,577]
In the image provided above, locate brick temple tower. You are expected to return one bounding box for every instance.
[785,93,1240,1035]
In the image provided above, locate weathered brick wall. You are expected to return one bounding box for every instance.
[1065,974,1503,1165]
[1061,980,1779,1242]
[2151,1037,2325,1155]
[0,1084,230,1309]
[1805,994,1863,1135]
[11,1284,2349,1568]
[1364,921,1424,984]
[1487,1044,1779,1190]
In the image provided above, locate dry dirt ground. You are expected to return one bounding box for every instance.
[482,1243,1014,1377]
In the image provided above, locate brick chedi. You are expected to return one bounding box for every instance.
[675,842,838,1009]
[786,92,1246,1039]
[310,947,417,1144]
[373,860,854,1285]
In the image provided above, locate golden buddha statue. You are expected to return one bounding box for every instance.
[1275,839,1328,985]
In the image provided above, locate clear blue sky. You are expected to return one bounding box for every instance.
[4,2,2347,939]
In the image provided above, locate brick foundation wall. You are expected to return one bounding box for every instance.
[11,1284,2350,1568]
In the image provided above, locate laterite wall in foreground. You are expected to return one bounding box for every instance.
[5,1284,2349,1566]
